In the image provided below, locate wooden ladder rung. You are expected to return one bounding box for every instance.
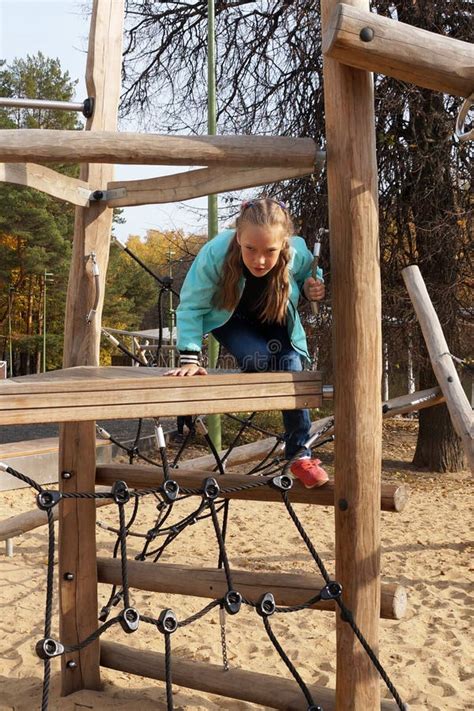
[100,640,401,710]
[96,464,409,513]
[97,558,408,620]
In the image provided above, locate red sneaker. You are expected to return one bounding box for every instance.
[290,458,329,489]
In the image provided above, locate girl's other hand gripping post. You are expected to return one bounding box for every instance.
[164,363,208,377]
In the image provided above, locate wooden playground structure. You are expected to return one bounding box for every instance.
[0,1,472,709]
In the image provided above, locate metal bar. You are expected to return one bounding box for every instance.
[0,96,86,113]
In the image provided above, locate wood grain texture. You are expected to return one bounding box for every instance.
[0,367,322,425]
[0,130,319,168]
[323,3,474,98]
[0,162,93,206]
[322,0,382,707]
[58,0,124,696]
[95,464,408,512]
[402,266,473,469]
[97,557,408,620]
[100,641,402,710]
[106,162,324,207]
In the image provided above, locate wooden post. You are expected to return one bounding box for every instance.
[321,1,382,708]
[402,265,474,469]
[58,0,124,695]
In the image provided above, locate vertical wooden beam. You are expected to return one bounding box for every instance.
[321,1,381,709]
[58,0,124,696]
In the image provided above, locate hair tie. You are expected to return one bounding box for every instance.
[241,200,254,211]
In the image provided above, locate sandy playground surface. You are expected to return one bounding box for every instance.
[0,419,472,710]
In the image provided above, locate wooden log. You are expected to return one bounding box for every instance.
[97,558,407,620]
[0,162,93,206]
[0,493,112,542]
[0,130,319,168]
[95,464,408,512]
[402,265,474,470]
[323,3,474,98]
[100,641,402,710]
[0,367,322,425]
[184,387,444,472]
[58,0,124,696]
[106,162,324,207]
[322,1,382,707]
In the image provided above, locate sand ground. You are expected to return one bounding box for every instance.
[0,419,472,710]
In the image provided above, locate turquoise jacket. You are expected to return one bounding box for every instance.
[176,229,320,364]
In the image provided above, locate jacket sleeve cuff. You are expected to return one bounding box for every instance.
[179,351,201,367]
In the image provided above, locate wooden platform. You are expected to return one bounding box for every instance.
[0,366,322,425]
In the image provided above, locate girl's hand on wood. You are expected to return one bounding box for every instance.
[164,364,208,377]
[304,277,325,302]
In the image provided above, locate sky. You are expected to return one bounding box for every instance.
[0,0,217,242]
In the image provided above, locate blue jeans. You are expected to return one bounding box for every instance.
[212,314,311,459]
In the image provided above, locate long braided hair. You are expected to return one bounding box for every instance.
[213,198,293,324]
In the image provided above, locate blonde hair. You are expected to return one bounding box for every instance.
[213,198,293,324]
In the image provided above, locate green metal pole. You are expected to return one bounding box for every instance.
[207,0,221,450]
[43,270,47,373]
[168,247,175,368]
[8,286,13,377]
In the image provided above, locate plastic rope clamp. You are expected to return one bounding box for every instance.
[111,480,131,504]
[307,706,323,711]
[36,490,62,510]
[320,581,343,600]
[271,474,293,491]
[202,477,220,500]
[35,638,65,659]
[257,592,276,617]
[162,479,179,502]
[224,590,242,615]
[120,607,140,633]
[158,609,178,634]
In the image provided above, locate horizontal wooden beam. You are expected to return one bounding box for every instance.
[95,464,408,512]
[323,3,474,97]
[402,266,474,469]
[0,366,321,425]
[100,640,401,710]
[0,162,94,206]
[0,130,320,168]
[97,557,407,620]
[0,494,112,542]
[106,162,323,208]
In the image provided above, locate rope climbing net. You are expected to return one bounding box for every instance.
[0,421,408,711]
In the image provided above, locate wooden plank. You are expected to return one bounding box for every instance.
[100,641,401,710]
[323,3,474,98]
[58,0,124,697]
[97,558,408,620]
[95,464,408,513]
[402,265,474,469]
[105,162,323,207]
[0,162,93,206]
[321,1,382,707]
[0,130,319,168]
[0,369,322,425]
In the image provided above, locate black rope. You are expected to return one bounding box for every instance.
[41,509,55,711]
[164,632,174,710]
[209,501,233,591]
[281,491,331,584]
[263,616,316,708]
[118,503,130,609]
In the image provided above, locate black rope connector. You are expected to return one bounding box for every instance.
[203,477,220,500]
[224,590,242,615]
[158,609,178,634]
[257,592,276,617]
[120,607,140,634]
[82,96,94,118]
[162,479,180,502]
[36,490,62,511]
[271,474,293,491]
[320,581,343,600]
[111,480,131,505]
[91,190,105,201]
[35,638,65,660]
[308,706,323,711]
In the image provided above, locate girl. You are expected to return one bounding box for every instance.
[165,198,328,488]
